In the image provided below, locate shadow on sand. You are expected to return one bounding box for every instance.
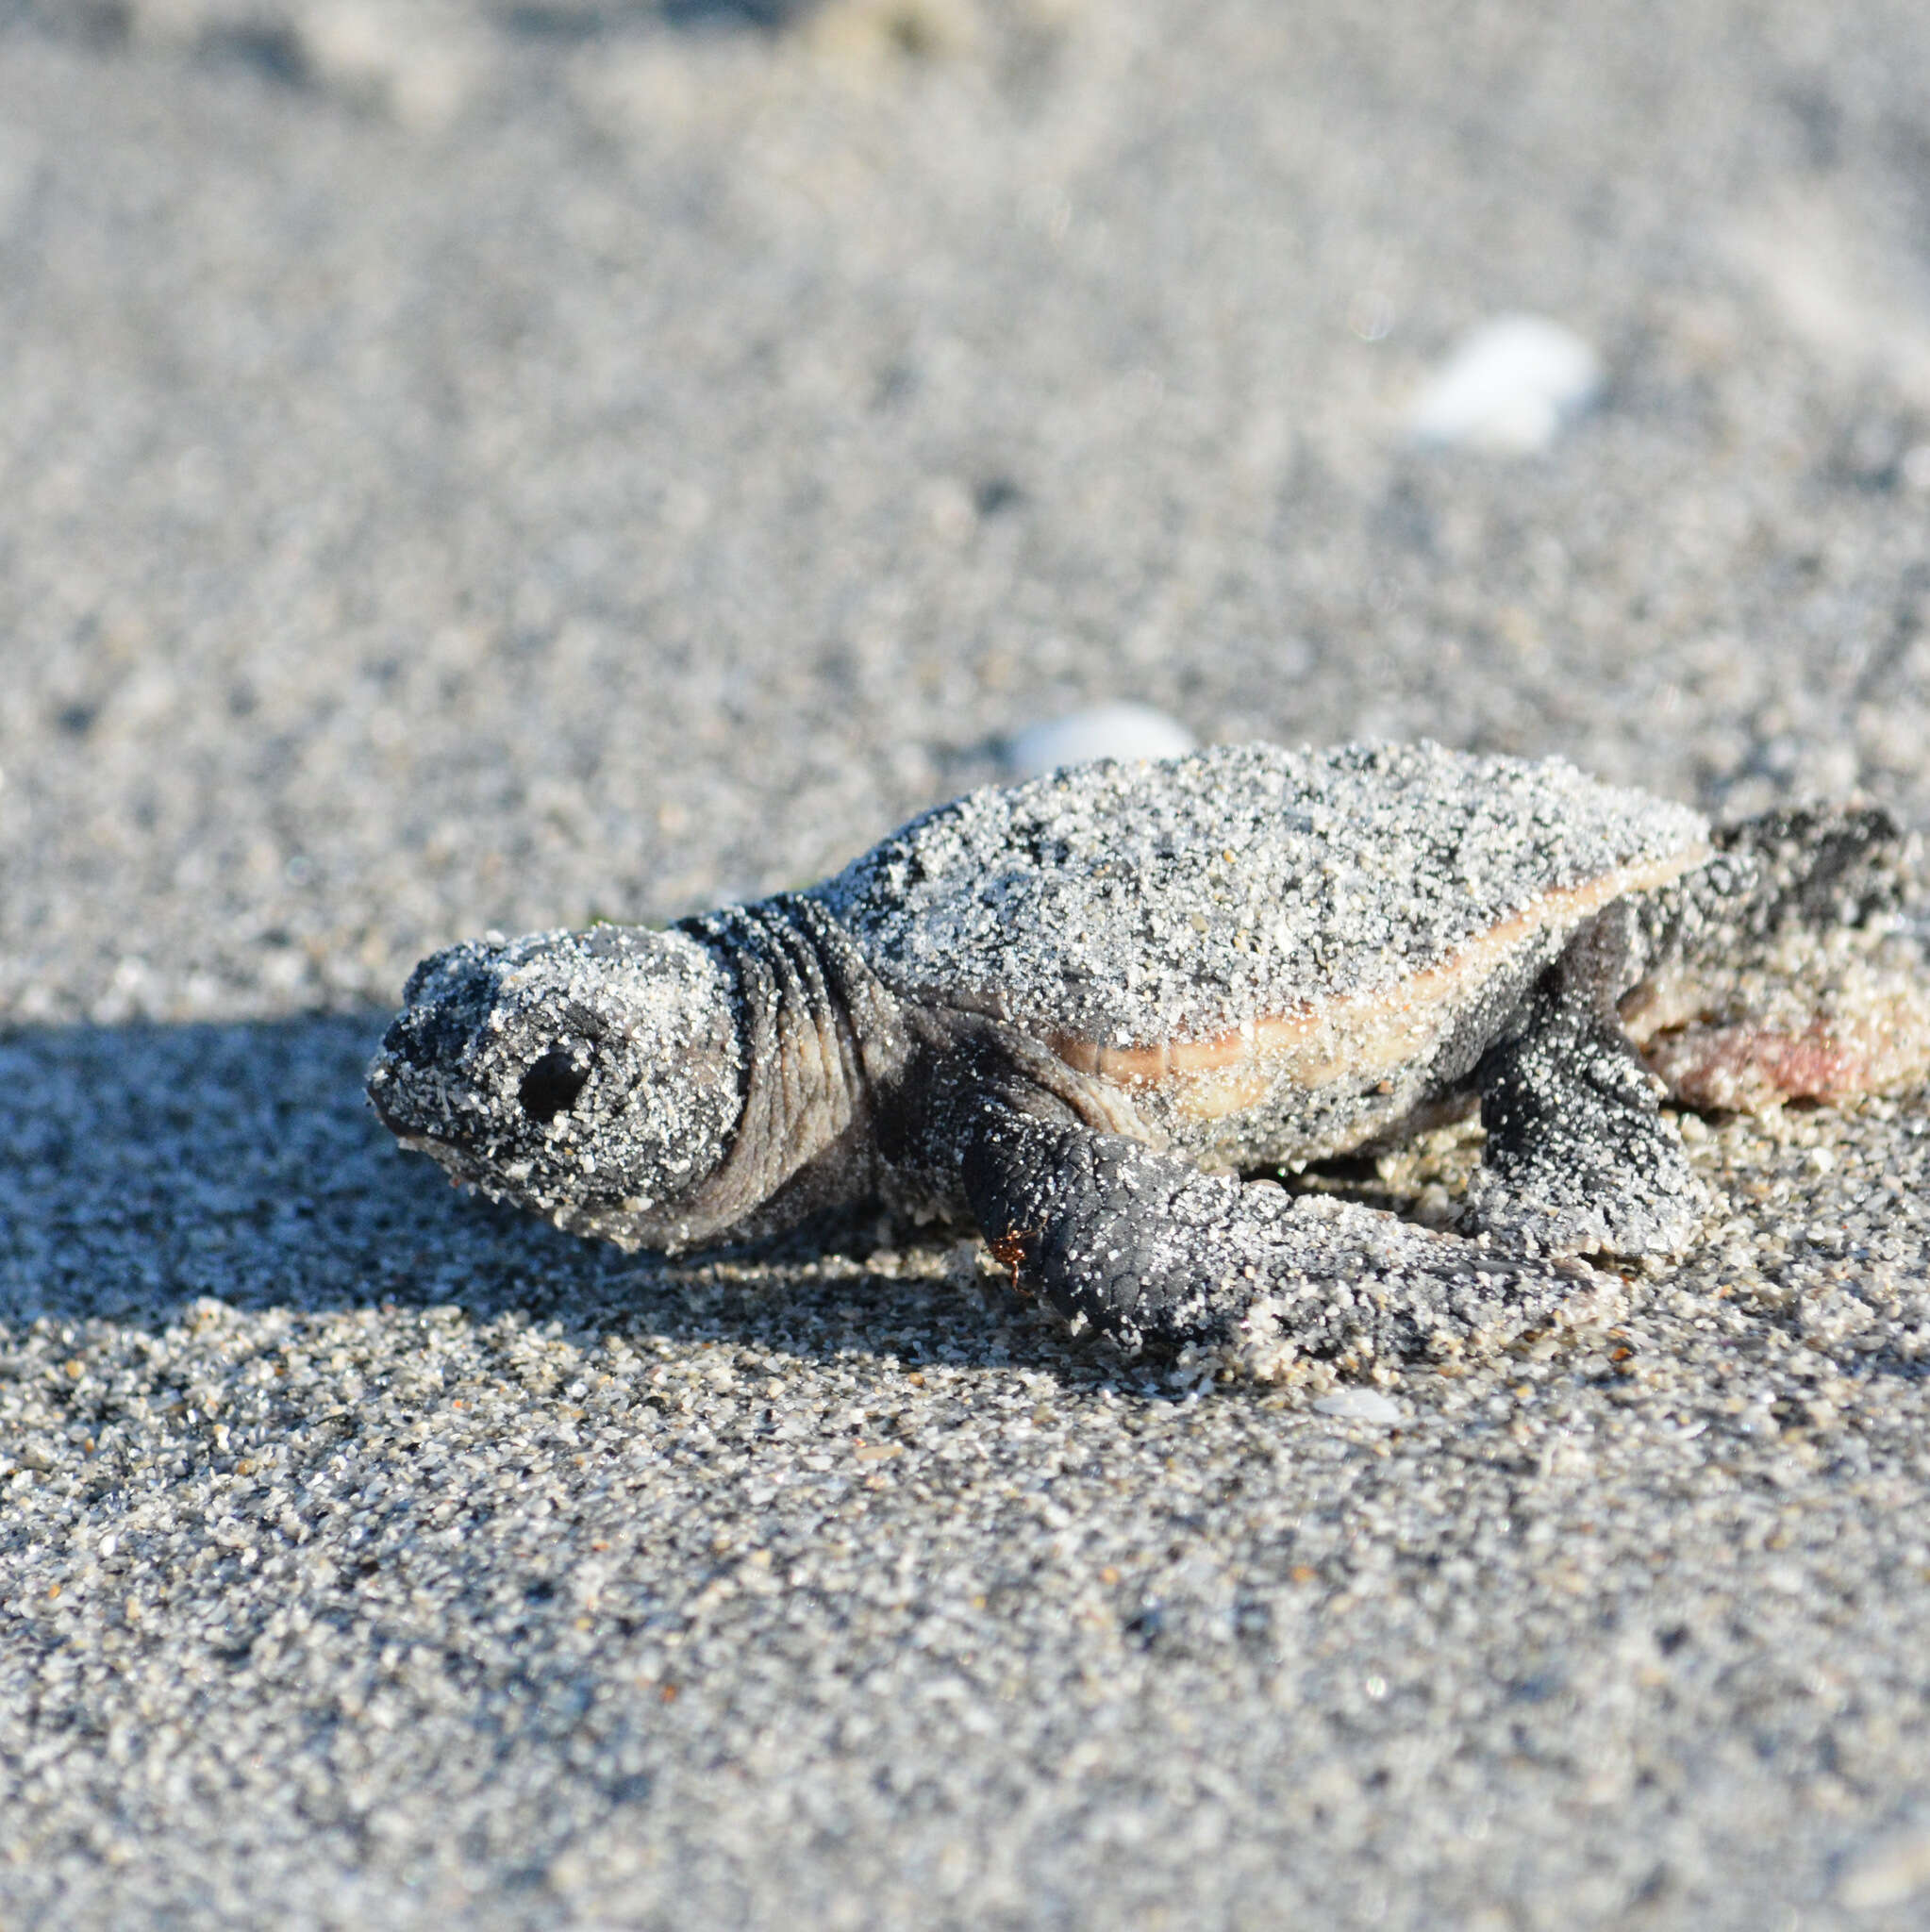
[0,1013,1082,1373]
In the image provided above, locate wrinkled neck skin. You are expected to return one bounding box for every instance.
[666,894,1141,1249]
[664,894,918,1249]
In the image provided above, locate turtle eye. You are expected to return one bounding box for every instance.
[518,1048,590,1123]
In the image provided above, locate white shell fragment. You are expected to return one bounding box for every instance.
[1003,703,1197,781]
[1406,314,1604,454]
[1312,1387,1405,1424]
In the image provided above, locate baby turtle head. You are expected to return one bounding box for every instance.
[367,924,744,1249]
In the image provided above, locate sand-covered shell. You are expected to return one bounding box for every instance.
[814,741,1709,1116]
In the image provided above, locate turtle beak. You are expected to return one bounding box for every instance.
[365,957,497,1145]
[365,1058,437,1146]
[364,1039,443,1148]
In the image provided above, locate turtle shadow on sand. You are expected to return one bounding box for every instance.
[0,1010,1602,1384]
[10,1011,1927,1391]
[0,1013,1110,1375]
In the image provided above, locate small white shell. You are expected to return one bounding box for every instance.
[1003,704,1197,781]
[1312,1387,1404,1424]
[1406,314,1603,454]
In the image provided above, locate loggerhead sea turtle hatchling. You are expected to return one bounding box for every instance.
[368,741,1930,1367]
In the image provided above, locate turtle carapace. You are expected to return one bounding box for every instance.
[368,742,1930,1367]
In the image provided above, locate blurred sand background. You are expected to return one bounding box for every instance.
[7,1,1930,1924]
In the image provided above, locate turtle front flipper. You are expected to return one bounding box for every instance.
[1461,910,1705,1262]
[958,1102,1591,1367]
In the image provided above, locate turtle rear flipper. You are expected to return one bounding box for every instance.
[959,1103,1589,1366]
[1711,803,1908,941]
[1625,803,1930,1111]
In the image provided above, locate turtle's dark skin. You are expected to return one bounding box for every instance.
[368,743,1930,1368]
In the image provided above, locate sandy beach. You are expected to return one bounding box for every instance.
[6,2,1930,1924]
